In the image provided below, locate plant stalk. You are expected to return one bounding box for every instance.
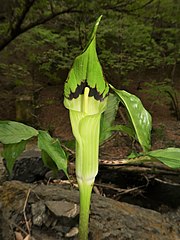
[78,180,93,240]
[69,110,102,239]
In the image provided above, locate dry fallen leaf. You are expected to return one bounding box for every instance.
[15,231,23,240]
[65,227,79,238]
[24,234,31,240]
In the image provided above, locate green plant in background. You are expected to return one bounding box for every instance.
[1,0,180,94]
[0,121,68,178]
[141,79,180,120]
[0,16,180,240]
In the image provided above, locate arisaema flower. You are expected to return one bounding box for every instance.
[64,15,152,240]
[64,16,109,239]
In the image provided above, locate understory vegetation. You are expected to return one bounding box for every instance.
[0,1,179,104]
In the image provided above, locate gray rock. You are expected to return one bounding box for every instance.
[45,200,79,218]
[31,201,46,226]
[4,150,49,182]
[0,181,179,240]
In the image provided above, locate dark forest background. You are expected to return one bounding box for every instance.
[0,0,179,127]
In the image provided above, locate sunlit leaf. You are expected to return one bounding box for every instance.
[2,140,27,174]
[0,121,38,144]
[110,86,152,152]
[38,130,68,176]
[147,148,180,168]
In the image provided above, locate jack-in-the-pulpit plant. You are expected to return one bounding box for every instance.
[63,16,180,239]
[0,15,180,240]
[64,16,109,239]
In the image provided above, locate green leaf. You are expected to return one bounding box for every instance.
[110,86,152,152]
[147,148,180,169]
[2,140,27,174]
[109,124,136,139]
[100,93,120,143]
[0,121,38,144]
[38,130,68,176]
[41,150,59,175]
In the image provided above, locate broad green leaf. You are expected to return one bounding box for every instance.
[38,130,68,176]
[0,121,38,144]
[2,140,27,174]
[110,86,152,152]
[100,93,120,143]
[147,148,180,169]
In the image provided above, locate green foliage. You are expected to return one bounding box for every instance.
[2,140,27,174]
[38,130,68,176]
[143,80,177,105]
[0,121,68,176]
[100,93,120,143]
[121,148,180,170]
[142,80,180,120]
[0,121,38,144]
[1,0,180,87]
[0,63,30,86]
[109,125,136,139]
[111,86,152,152]
[147,148,180,169]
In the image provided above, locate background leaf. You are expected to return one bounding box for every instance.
[147,148,180,169]
[41,150,59,176]
[0,121,38,144]
[109,125,136,139]
[38,130,68,176]
[2,140,27,174]
[111,86,152,152]
[100,93,120,143]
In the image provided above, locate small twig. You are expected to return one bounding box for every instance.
[22,188,31,235]
[100,132,119,147]
[11,222,29,236]
[62,144,75,156]
[154,178,180,186]
[118,108,127,124]
[102,165,180,176]
[95,182,146,195]
[93,185,101,195]
[99,158,180,175]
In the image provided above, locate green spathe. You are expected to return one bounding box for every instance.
[64,15,109,111]
[70,110,101,183]
[64,92,108,115]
